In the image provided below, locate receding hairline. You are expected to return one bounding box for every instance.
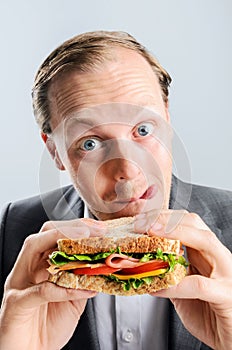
[36,41,153,89]
[32,30,172,134]
[48,45,159,88]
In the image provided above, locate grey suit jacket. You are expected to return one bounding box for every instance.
[1,176,231,350]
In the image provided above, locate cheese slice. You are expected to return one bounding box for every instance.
[111,268,168,280]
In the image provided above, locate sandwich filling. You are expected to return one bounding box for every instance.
[48,248,187,291]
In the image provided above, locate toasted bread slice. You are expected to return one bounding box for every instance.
[57,216,181,255]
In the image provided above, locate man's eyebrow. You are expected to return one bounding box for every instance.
[64,104,163,129]
[65,116,97,128]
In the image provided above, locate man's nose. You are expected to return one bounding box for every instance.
[99,138,143,181]
[108,158,141,181]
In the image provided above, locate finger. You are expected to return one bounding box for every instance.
[5,281,97,310]
[151,275,232,304]
[185,248,213,277]
[163,211,210,233]
[135,210,232,271]
[150,224,231,264]
[58,227,91,239]
[135,209,170,232]
[7,229,79,288]
[40,218,93,232]
[40,218,107,236]
[23,228,77,255]
[135,210,209,233]
[8,224,105,289]
[22,224,99,256]
[187,246,232,279]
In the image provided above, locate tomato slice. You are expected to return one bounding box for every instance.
[73,265,120,275]
[73,260,169,276]
[118,260,169,275]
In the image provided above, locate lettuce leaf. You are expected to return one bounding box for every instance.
[49,250,113,266]
[49,248,188,270]
[104,274,154,291]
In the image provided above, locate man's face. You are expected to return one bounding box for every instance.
[48,48,172,220]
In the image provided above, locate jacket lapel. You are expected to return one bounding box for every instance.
[40,185,84,221]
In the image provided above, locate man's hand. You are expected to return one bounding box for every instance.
[135,210,232,350]
[0,219,106,350]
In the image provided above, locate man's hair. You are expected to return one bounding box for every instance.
[32,30,172,134]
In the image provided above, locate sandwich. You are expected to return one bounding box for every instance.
[48,217,188,296]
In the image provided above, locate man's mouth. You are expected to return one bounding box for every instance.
[138,184,158,200]
[115,184,158,203]
[130,185,158,202]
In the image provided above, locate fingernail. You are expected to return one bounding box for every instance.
[148,222,163,235]
[134,219,149,233]
[151,222,163,231]
[135,212,146,220]
[89,228,107,237]
[63,227,90,239]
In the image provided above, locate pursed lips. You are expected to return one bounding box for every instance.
[113,184,158,203]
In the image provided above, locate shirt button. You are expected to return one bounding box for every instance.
[123,329,134,342]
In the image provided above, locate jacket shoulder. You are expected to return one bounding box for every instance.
[189,183,232,227]
[174,178,232,251]
[172,176,232,216]
[190,182,232,205]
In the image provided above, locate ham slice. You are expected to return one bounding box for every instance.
[105,253,140,268]
[47,261,105,275]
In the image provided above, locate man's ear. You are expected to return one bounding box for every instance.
[41,132,66,171]
[164,101,170,123]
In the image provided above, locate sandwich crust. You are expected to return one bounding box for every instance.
[48,263,186,296]
[58,235,180,255]
[57,217,181,255]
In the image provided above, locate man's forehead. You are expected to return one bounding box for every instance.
[48,47,167,133]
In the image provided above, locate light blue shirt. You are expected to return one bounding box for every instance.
[93,293,169,350]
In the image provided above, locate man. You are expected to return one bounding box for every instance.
[0,31,232,350]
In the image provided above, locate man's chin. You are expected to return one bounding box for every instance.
[89,198,165,221]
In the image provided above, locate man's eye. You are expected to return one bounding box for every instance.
[80,138,101,151]
[135,123,154,137]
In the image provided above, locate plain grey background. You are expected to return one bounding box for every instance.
[1,0,231,209]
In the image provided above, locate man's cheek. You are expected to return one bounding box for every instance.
[69,160,104,205]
